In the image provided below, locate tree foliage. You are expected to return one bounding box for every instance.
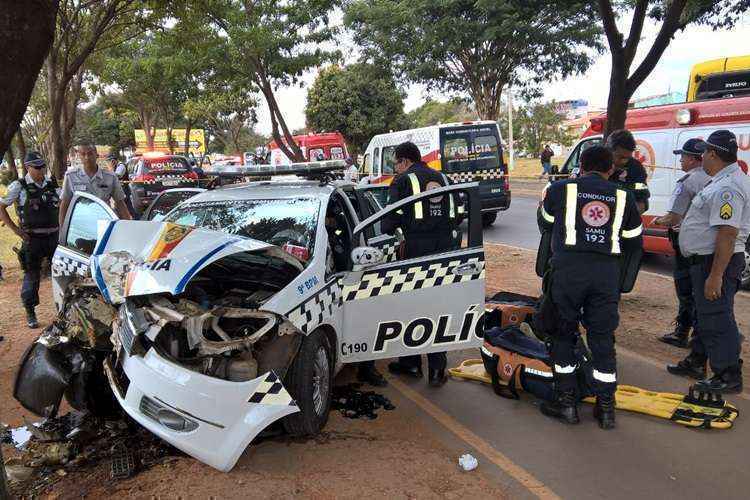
[305,64,408,154]
[407,98,477,128]
[596,0,750,135]
[514,101,573,156]
[176,0,339,161]
[345,0,601,120]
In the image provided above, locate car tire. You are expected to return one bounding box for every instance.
[482,212,498,227]
[741,243,750,290]
[282,329,332,436]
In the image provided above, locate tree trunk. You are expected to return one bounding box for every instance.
[0,1,58,159]
[166,127,174,153]
[183,121,192,155]
[16,130,27,178]
[1,442,9,500]
[4,149,17,182]
[259,77,304,161]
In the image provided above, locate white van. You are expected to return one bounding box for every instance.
[362,121,510,226]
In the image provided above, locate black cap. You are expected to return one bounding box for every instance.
[107,153,118,161]
[23,151,46,168]
[673,138,703,157]
[695,130,738,154]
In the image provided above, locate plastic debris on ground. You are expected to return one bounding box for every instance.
[331,383,396,420]
[458,453,478,471]
[1,410,179,497]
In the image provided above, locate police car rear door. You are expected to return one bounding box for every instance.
[340,183,485,362]
[51,192,117,311]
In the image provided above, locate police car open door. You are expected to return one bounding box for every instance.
[340,183,485,362]
[51,192,118,311]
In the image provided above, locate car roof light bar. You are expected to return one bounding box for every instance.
[240,159,347,178]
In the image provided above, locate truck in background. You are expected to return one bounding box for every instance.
[267,132,349,166]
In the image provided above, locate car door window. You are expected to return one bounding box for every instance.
[564,138,601,174]
[372,147,381,175]
[65,196,115,255]
[382,146,396,175]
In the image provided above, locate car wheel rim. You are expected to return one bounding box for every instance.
[312,346,329,416]
[743,250,750,284]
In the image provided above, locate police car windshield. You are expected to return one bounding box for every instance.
[441,125,501,173]
[142,156,190,173]
[164,198,320,264]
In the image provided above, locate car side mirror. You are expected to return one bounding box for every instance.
[351,246,384,268]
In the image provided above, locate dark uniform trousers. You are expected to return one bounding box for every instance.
[550,253,620,397]
[21,232,58,308]
[397,231,456,372]
[668,229,697,332]
[688,252,744,374]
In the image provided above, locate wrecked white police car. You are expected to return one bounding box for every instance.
[15,162,486,471]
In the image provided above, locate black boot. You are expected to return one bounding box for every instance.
[659,324,690,348]
[387,361,423,379]
[540,389,579,424]
[25,306,38,329]
[428,369,447,387]
[594,394,616,430]
[667,352,706,379]
[695,365,743,394]
[357,364,388,387]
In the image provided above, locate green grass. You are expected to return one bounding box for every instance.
[507,157,564,179]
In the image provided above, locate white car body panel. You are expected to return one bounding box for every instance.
[105,345,298,472]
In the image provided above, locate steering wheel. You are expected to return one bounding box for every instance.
[268,232,306,248]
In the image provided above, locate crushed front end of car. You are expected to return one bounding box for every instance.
[18,220,313,472]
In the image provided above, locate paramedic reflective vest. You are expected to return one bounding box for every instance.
[538,173,643,257]
[609,158,650,211]
[385,162,459,234]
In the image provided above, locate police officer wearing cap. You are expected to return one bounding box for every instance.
[383,141,459,387]
[538,145,643,429]
[59,143,132,228]
[670,130,749,393]
[606,129,651,214]
[0,152,60,328]
[654,139,710,348]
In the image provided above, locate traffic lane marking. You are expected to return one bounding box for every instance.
[387,375,562,500]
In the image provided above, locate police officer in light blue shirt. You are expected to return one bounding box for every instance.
[654,139,710,349]
[674,130,749,393]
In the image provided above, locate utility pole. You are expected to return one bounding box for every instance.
[507,87,515,172]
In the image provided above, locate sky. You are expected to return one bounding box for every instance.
[255,13,750,135]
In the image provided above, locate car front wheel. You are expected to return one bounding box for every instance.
[282,329,332,436]
[482,212,498,227]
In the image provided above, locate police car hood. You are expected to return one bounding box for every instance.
[90,220,304,304]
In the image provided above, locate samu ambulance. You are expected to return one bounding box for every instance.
[561,95,750,282]
[361,121,511,227]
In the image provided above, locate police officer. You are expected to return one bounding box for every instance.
[58,143,132,227]
[538,145,643,429]
[671,130,749,393]
[108,152,136,218]
[606,129,651,214]
[0,152,60,328]
[653,139,710,348]
[383,141,458,387]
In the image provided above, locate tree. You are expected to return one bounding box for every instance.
[183,87,259,154]
[346,0,601,120]
[407,98,477,128]
[596,0,750,135]
[515,101,573,156]
[180,0,339,162]
[0,1,58,159]
[305,64,408,154]
[45,0,152,178]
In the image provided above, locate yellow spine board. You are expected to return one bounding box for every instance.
[449,360,739,429]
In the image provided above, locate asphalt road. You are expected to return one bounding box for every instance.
[484,193,675,276]
[390,192,750,499]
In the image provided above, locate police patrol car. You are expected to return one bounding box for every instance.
[50,160,486,472]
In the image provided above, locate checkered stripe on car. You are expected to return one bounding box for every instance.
[51,254,89,278]
[133,175,190,185]
[248,371,297,406]
[446,170,505,183]
[286,279,343,334]
[342,253,485,302]
[371,237,399,263]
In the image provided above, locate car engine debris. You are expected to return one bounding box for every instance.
[331,384,396,420]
